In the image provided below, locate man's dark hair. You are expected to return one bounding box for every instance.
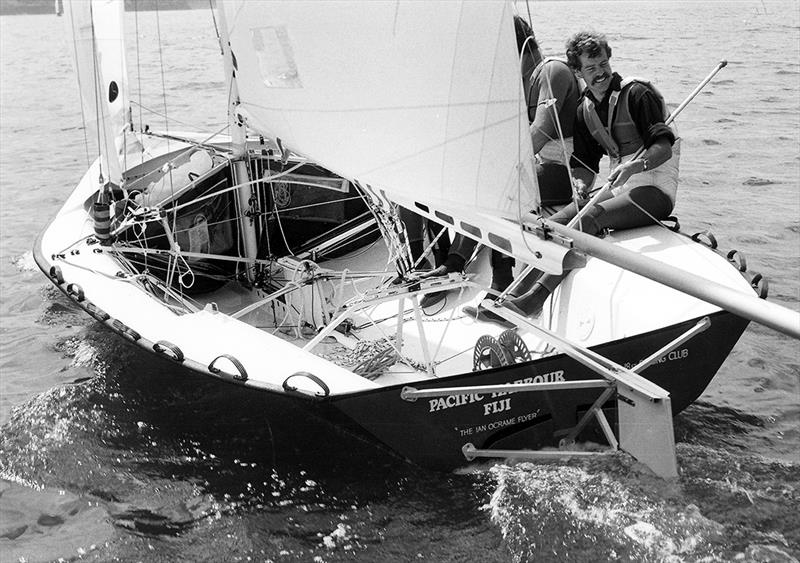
[565,31,612,70]
[514,16,538,55]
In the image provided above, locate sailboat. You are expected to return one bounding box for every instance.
[35,0,800,478]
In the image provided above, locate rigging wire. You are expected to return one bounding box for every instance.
[153,3,187,302]
[167,161,305,213]
[134,1,144,134]
[67,3,92,170]
[269,176,298,257]
[89,1,106,192]
[516,31,540,258]
[132,0,152,272]
[153,8,171,142]
[208,0,221,45]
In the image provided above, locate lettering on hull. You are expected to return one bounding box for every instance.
[458,409,541,437]
[427,370,565,415]
[623,347,689,370]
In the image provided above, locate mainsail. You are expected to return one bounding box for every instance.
[218,1,578,273]
[64,0,130,187]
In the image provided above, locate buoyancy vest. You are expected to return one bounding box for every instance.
[582,78,680,204]
[581,77,668,159]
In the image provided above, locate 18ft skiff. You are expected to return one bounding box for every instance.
[35,0,800,478]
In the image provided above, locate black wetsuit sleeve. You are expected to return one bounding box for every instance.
[627,83,676,148]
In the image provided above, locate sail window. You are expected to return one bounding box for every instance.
[435,211,453,225]
[108,81,119,103]
[487,233,512,253]
[250,26,302,89]
[460,222,481,238]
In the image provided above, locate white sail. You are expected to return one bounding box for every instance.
[217,1,567,268]
[64,0,129,187]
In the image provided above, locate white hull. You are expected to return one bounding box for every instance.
[35,131,760,474]
[36,133,756,395]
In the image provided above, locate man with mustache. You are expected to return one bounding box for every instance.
[509,30,680,316]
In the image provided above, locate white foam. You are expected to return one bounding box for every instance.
[12,251,37,272]
[485,463,725,561]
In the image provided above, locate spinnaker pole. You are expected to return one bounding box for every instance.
[544,219,800,339]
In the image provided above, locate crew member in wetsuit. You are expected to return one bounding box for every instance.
[421,16,580,316]
[510,30,680,316]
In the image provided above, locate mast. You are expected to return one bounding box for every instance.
[216,4,259,280]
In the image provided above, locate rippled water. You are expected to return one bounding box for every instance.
[1,2,798,562]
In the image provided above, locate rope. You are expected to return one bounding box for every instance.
[353,343,397,380]
[170,161,305,213]
[270,180,296,256]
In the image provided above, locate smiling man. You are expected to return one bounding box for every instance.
[567,31,679,202]
[509,31,681,316]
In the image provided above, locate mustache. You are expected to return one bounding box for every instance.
[592,73,610,85]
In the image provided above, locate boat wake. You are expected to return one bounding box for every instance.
[38,284,90,327]
[482,439,799,562]
[485,460,721,562]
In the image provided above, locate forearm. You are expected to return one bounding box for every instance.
[607,137,674,188]
[639,137,673,170]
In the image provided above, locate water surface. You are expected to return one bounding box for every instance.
[1,2,798,561]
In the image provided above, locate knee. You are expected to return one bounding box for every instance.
[575,208,603,235]
[628,186,674,218]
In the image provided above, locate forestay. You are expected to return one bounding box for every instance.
[219,1,576,273]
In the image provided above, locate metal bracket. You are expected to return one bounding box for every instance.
[522,218,574,248]
[462,443,615,462]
